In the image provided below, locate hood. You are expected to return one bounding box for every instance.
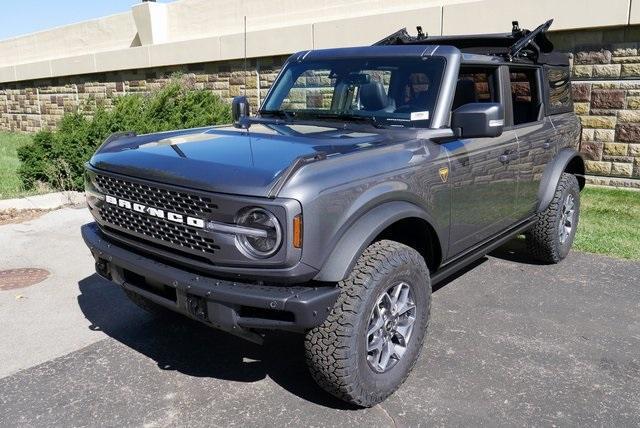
[90,122,402,197]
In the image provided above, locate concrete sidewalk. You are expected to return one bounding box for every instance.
[0,191,84,211]
[0,207,136,378]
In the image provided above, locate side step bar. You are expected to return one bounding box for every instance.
[431,217,537,286]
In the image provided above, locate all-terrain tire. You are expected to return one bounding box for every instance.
[123,288,174,318]
[526,172,580,263]
[305,240,431,407]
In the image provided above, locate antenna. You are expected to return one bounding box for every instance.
[243,15,247,97]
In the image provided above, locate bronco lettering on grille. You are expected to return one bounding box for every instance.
[105,195,205,228]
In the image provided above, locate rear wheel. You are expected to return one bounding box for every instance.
[526,172,580,263]
[304,240,431,407]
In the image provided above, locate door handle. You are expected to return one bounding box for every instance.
[543,141,551,150]
[499,153,510,164]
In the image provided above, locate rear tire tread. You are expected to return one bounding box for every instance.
[526,172,580,263]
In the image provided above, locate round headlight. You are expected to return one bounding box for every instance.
[235,207,282,258]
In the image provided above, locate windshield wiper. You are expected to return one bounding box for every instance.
[323,113,386,128]
[304,112,387,129]
[260,109,295,122]
[261,110,387,128]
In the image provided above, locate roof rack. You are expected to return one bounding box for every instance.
[373,19,568,66]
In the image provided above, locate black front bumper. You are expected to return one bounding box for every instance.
[82,222,339,343]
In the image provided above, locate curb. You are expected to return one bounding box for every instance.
[0,192,85,211]
[585,175,640,190]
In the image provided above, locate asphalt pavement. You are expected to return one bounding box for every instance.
[0,207,639,427]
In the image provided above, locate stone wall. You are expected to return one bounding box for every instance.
[552,26,640,186]
[2,25,640,186]
[0,56,287,133]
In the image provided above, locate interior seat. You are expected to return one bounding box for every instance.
[359,81,395,113]
[395,90,429,113]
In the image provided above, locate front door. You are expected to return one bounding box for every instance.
[444,132,519,257]
[444,66,519,258]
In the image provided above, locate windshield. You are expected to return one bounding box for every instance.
[261,56,446,128]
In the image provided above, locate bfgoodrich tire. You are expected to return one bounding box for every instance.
[526,172,581,263]
[305,240,431,407]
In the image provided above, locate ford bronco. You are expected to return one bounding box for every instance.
[82,20,584,406]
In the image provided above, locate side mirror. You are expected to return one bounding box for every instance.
[232,96,250,129]
[451,103,504,138]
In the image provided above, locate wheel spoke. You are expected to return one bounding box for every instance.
[391,341,407,359]
[396,302,415,317]
[367,307,385,337]
[379,339,392,370]
[381,293,393,311]
[395,318,415,343]
[390,283,403,306]
[565,195,574,212]
[367,333,384,353]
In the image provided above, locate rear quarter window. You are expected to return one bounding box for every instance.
[544,65,573,115]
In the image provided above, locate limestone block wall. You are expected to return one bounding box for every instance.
[552,26,640,185]
[0,56,287,133]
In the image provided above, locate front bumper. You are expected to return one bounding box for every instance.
[82,222,339,343]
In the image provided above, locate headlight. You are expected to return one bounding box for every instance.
[235,207,282,258]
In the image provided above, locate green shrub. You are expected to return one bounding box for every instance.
[17,80,231,191]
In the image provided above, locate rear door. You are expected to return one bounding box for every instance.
[507,66,558,217]
[444,66,519,258]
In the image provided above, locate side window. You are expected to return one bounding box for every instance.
[509,67,541,125]
[544,65,573,115]
[452,68,498,111]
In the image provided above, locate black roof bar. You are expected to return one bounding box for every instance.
[373,19,567,66]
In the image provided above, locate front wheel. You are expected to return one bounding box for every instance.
[304,240,431,407]
[526,172,581,263]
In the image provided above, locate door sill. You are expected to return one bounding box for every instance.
[432,216,536,286]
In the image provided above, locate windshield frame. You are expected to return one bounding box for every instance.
[259,55,448,129]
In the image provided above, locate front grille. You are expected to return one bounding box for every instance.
[94,174,218,217]
[94,174,220,256]
[99,204,219,254]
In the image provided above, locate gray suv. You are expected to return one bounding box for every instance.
[82,20,584,406]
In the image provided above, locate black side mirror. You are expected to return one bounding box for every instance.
[232,96,250,129]
[451,103,504,138]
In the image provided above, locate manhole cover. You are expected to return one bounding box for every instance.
[0,268,50,291]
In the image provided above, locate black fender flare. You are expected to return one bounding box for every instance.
[537,148,585,212]
[313,201,440,282]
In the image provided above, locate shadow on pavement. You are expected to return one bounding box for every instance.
[489,236,547,265]
[76,240,532,409]
[77,274,356,410]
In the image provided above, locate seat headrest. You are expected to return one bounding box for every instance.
[410,91,429,109]
[452,79,478,110]
[360,81,388,111]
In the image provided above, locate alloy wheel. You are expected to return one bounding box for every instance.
[558,193,576,245]
[366,281,417,373]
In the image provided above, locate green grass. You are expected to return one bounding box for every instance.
[574,186,640,260]
[0,132,38,199]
